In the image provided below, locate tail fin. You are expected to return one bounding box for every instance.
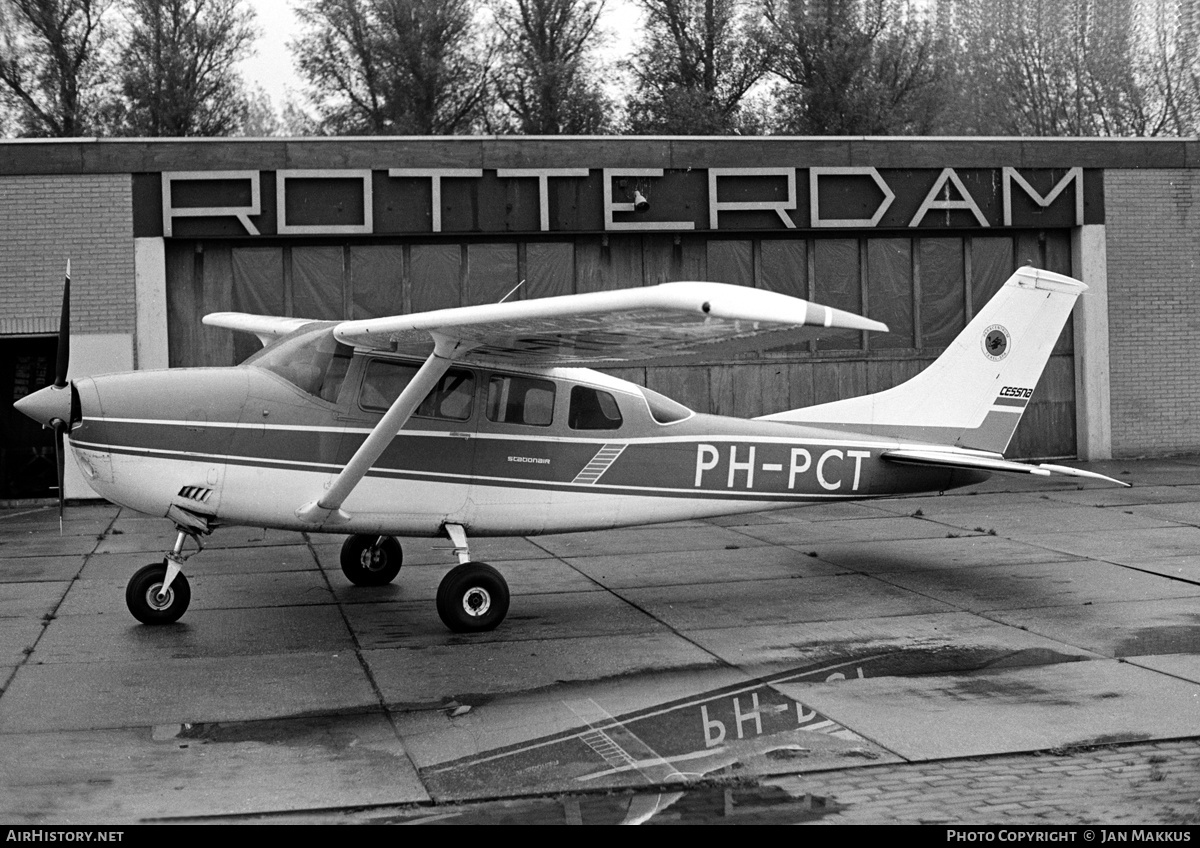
[760,267,1084,454]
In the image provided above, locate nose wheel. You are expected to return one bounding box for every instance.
[126,524,204,625]
[126,561,191,624]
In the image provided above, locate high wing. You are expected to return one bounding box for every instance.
[332,282,888,366]
[221,281,885,527]
[203,313,317,347]
[882,448,1131,487]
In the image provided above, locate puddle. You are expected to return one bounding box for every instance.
[1116,620,1200,657]
[413,643,1091,796]
[418,655,878,795]
[148,713,381,750]
[366,784,843,825]
[922,676,1084,707]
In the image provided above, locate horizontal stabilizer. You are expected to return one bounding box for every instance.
[1036,463,1133,487]
[882,449,1130,487]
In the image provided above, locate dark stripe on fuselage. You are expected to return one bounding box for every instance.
[71,437,867,502]
[73,414,968,503]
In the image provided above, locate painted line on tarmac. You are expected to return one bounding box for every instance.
[0,507,54,520]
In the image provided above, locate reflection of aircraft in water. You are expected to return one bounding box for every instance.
[16,267,1125,632]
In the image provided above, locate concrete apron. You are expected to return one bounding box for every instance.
[3,456,1200,822]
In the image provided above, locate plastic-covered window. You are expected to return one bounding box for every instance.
[866,239,914,349]
[814,239,862,351]
[920,238,966,347]
[568,386,623,430]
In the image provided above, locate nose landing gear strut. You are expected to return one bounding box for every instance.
[125,526,203,625]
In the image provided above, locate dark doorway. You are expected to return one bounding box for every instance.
[2,336,58,499]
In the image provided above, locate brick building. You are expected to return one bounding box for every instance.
[0,137,1194,499]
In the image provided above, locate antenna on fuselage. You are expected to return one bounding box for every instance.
[498,279,526,304]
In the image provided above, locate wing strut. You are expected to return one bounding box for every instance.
[296,334,470,525]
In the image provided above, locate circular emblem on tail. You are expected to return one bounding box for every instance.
[983,325,1010,361]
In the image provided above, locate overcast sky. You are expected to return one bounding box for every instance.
[239,0,302,106]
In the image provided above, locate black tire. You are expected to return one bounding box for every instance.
[126,562,191,625]
[340,535,403,586]
[436,562,509,633]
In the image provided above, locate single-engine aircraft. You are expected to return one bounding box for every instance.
[14,265,1127,632]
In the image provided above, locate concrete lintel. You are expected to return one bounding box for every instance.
[134,237,168,372]
[1072,225,1113,461]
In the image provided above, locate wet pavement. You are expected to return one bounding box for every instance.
[3,456,1200,824]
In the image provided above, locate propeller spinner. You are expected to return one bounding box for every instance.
[13,263,75,526]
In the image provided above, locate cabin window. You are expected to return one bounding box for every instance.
[360,360,475,420]
[568,386,623,430]
[486,375,555,426]
[245,324,353,402]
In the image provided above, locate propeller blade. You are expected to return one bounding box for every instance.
[53,418,66,532]
[54,261,70,389]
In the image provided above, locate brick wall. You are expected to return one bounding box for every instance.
[0,174,134,336]
[1105,169,1200,457]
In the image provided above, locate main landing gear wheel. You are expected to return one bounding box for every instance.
[340,535,403,586]
[126,562,191,625]
[436,562,510,633]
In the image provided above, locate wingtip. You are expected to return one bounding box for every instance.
[826,305,888,334]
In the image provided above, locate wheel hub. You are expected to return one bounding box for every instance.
[147,583,174,610]
[359,547,385,572]
[462,587,491,617]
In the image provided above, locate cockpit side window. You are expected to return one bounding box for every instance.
[569,385,623,430]
[244,324,352,402]
[360,360,475,420]
[320,350,353,403]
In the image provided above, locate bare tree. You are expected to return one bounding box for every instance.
[625,0,772,134]
[293,0,490,134]
[489,0,612,133]
[1185,0,1200,128]
[1130,0,1200,135]
[0,0,113,136]
[234,83,280,136]
[764,0,949,135]
[111,0,257,136]
[939,0,1198,136]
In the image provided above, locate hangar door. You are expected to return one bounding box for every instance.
[1,336,59,499]
[164,229,1075,459]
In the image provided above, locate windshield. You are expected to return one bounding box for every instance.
[243,323,352,402]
